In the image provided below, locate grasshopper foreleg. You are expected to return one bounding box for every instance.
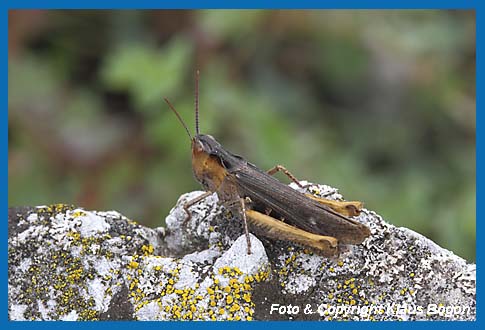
[182,191,213,224]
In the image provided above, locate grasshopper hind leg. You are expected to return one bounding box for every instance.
[266,164,363,217]
[266,165,364,216]
[245,209,339,257]
[305,194,363,217]
[266,165,305,188]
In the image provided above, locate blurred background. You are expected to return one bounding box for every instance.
[8,10,475,261]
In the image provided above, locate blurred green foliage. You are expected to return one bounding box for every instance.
[8,10,475,261]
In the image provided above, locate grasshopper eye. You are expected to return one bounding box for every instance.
[194,140,205,152]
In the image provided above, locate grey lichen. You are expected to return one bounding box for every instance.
[8,182,475,320]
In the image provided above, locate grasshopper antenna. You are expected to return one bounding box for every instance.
[195,69,200,135]
[164,98,192,140]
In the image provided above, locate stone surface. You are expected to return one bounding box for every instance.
[8,182,476,320]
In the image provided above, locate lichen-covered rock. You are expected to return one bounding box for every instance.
[8,182,475,320]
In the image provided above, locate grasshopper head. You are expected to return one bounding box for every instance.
[191,134,220,156]
[191,134,228,191]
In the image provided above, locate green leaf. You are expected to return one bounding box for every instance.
[101,37,192,110]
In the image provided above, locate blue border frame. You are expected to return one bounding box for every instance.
[2,1,480,9]
[4,1,479,328]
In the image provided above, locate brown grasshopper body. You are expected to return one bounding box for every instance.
[165,71,371,256]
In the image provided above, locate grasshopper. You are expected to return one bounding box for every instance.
[164,71,370,256]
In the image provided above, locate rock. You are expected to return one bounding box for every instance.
[8,182,475,320]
